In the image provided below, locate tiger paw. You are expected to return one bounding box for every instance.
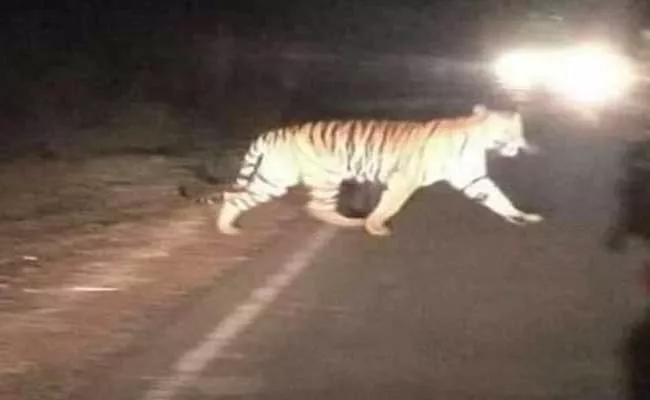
[521,213,543,223]
[217,224,243,235]
[365,221,392,236]
[506,213,543,226]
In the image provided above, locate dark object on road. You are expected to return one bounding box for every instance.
[623,265,650,400]
[337,180,383,218]
[606,138,650,252]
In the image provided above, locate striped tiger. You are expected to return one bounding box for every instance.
[211,104,542,236]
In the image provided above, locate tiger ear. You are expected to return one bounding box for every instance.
[472,104,488,116]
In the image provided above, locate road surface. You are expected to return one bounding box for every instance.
[70,156,648,399]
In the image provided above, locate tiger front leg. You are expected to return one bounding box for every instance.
[456,176,543,225]
[364,177,418,236]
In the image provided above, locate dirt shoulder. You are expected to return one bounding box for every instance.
[0,153,308,400]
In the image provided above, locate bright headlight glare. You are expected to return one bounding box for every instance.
[547,45,635,105]
[493,49,550,90]
[493,44,635,105]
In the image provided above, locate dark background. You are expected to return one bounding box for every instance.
[0,0,645,158]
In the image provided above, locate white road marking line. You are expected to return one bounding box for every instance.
[141,226,337,400]
[193,376,265,396]
[68,286,120,292]
[22,286,120,293]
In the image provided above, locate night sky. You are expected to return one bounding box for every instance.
[0,0,493,119]
[1,0,646,78]
[0,0,495,55]
[1,0,645,68]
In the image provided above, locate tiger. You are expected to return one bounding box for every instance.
[207,104,542,236]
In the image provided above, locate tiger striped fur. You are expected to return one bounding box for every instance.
[215,104,542,236]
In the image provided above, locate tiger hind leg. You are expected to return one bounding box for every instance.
[217,151,299,234]
[217,184,288,235]
[306,185,365,227]
[217,194,244,235]
[216,191,263,235]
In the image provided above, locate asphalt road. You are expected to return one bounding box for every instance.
[72,149,648,400]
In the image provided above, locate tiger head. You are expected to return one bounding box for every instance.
[473,104,537,157]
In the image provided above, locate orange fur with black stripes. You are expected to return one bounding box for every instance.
[215,104,542,236]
